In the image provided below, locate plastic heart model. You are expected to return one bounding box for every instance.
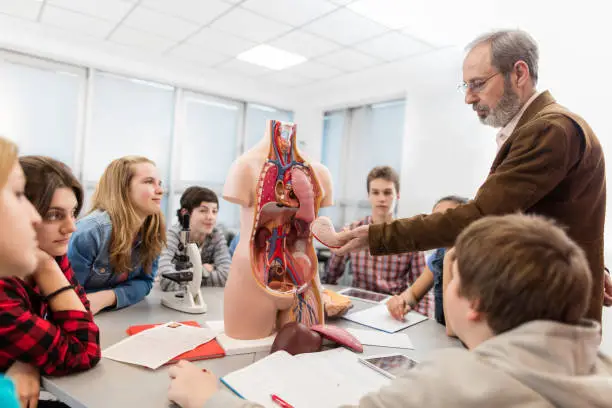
[311,216,343,249]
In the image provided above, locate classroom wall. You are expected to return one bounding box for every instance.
[292,105,324,162]
[399,65,496,217]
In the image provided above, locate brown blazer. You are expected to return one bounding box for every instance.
[369,91,607,321]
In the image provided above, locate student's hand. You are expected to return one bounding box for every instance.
[87,290,116,315]
[34,248,54,269]
[32,250,71,295]
[168,361,218,408]
[6,361,40,408]
[387,295,411,321]
[333,225,370,256]
[387,289,415,321]
[203,264,214,273]
[604,271,612,307]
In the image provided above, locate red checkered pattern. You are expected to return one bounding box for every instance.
[325,216,433,317]
[0,255,101,376]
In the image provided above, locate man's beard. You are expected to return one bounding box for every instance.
[474,77,522,128]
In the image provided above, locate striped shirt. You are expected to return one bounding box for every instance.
[324,216,433,317]
[159,224,231,290]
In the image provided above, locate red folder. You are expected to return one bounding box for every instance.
[126,321,225,364]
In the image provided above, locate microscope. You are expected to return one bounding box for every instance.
[160,211,208,314]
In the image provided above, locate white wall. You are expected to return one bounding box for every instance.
[399,74,496,216]
[292,105,323,162]
[395,48,496,217]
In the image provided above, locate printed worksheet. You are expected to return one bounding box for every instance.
[103,322,216,369]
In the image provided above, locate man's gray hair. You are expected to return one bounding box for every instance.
[466,30,539,86]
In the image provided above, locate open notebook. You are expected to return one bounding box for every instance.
[220,348,390,408]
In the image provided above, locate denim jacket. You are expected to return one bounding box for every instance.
[67,210,158,310]
[427,248,446,326]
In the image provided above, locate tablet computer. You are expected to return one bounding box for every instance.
[359,353,418,379]
[337,287,390,304]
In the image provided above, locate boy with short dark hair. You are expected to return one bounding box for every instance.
[324,166,432,316]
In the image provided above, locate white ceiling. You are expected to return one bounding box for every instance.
[0,0,441,89]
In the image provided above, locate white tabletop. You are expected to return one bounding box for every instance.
[42,286,461,408]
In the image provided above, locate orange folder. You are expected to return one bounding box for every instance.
[126,321,225,364]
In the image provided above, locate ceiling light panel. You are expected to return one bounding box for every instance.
[237,44,307,70]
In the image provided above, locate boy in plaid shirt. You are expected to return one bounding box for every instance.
[323,166,432,316]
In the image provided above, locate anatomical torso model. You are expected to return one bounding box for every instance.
[223,120,333,339]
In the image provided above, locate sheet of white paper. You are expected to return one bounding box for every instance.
[346,328,414,349]
[205,320,225,334]
[343,304,428,333]
[103,322,216,369]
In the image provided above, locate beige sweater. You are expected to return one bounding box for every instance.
[205,320,612,408]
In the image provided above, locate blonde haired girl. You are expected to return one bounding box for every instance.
[68,156,166,314]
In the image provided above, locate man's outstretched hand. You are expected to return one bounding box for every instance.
[332,225,370,256]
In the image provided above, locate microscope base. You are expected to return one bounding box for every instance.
[161,290,207,314]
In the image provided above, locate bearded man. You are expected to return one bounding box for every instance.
[334,29,611,323]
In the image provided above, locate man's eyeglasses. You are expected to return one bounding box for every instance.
[458,72,501,94]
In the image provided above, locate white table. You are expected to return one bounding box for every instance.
[42,286,461,408]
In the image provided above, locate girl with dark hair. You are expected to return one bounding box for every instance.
[0,155,100,407]
[387,195,469,325]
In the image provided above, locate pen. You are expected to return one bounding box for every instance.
[271,394,294,408]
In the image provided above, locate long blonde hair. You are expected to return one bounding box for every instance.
[0,137,18,190]
[90,156,166,274]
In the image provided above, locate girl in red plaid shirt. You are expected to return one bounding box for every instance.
[0,156,101,408]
